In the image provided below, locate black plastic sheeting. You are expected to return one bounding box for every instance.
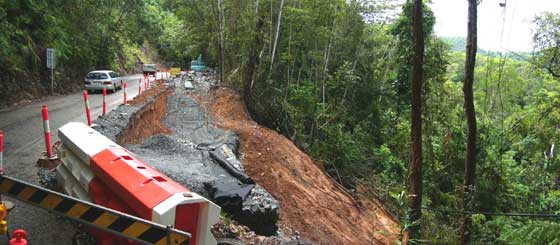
[209,151,254,184]
[204,180,254,212]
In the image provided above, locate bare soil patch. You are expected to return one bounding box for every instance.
[201,86,401,244]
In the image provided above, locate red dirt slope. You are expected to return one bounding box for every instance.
[202,87,400,244]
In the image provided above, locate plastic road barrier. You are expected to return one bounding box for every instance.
[56,122,220,245]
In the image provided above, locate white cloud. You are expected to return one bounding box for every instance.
[431,0,560,52]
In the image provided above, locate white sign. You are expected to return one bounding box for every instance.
[46,48,55,68]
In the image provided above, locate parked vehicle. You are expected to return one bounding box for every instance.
[84,70,123,93]
[142,64,157,76]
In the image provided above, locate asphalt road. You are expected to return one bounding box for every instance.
[0,72,166,244]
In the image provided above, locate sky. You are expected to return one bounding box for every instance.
[430,0,560,52]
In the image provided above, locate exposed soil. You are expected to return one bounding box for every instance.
[202,86,401,245]
[119,81,173,145]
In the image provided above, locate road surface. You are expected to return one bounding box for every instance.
[0,72,166,244]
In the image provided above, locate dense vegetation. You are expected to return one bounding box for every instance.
[167,0,560,243]
[3,0,560,243]
[0,0,188,107]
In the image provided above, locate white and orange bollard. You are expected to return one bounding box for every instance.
[41,104,53,158]
[102,87,107,116]
[123,82,127,105]
[83,91,92,126]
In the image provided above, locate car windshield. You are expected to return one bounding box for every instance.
[86,72,108,79]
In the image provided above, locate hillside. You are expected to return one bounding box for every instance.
[203,86,401,244]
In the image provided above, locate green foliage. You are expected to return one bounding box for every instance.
[168,1,560,242]
[498,220,560,244]
[533,12,560,78]
[0,0,189,106]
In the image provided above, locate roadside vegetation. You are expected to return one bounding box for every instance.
[0,0,188,106]
[167,0,560,243]
[2,0,560,243]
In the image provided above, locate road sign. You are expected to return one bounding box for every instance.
[46,48,55,68]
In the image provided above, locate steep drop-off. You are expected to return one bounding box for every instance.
[202,86,401,244]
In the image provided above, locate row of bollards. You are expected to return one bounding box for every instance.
[39,71,168,159]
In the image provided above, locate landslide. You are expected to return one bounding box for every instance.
[202,86,401,244]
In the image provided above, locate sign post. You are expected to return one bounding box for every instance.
[46,48,55,95]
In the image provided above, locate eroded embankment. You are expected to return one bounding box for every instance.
[202,87,401,245]
[118,87,173,145]
[93,81,171,142]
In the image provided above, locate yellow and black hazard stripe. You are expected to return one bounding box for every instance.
[0,175,190,245]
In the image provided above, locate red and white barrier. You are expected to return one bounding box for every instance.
[102,87,107,116]
[123,82,127,105]
[0,129,3,172]
[56,122,219,245]
[41,104,53,158]
[83,91,92,126]
[138,79,142,95]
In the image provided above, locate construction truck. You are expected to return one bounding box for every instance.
[142,63,158,76]
[190,55,206,72]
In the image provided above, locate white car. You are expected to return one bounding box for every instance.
[84,70,123,93]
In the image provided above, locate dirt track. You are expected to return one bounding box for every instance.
[202,86,401,244]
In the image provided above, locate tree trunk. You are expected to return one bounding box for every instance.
[269,0,285,75]
[218,0,225,84]
[322,6,337,107]
[243,1,264,102]
[460,0,478,244]
[407,0,424,241]
[285,25,293,101]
